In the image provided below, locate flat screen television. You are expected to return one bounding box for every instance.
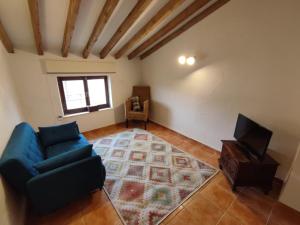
[234,114,273,160]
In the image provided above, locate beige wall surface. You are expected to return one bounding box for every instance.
[280,143,300,211]
[44,60,116,74]
[0,46,26,225]
[7,50,142,132]
[141,0,300,180]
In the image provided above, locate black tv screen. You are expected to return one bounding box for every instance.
[234,114,272,160]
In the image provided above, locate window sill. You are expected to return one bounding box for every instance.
[61,107,112,118]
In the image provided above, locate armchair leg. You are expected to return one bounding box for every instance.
[144,121,147,130]
[126,119,129,128]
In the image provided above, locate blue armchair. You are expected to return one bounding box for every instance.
[0,122,106,213]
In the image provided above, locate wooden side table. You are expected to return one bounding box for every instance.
[219,140,279,193]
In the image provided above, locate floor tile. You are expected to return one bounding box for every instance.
[166,208,201,225]
[227,198,267,225]
[237,187,275,219]
[213,172,234,192]
[268,202,300,225]
[217,212,243,225]
[82,201,121,225]
[184,192,223,225]
[161,205,184,225]
[201,182,236,212]
[80,190,110,214]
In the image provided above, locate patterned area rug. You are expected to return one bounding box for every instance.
[93,129,218,225]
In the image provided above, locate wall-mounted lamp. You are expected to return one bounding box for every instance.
[186,56,195,65]
[178,55,195,66]
[178,55,186,64]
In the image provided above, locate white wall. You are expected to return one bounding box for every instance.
[141,0,300,180]
[7,50,142,132]
[0,46,25,225]
[280,143,300,211]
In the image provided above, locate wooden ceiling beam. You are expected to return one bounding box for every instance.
[61,0,81,57]
[99,0,153,59]
[114,0,185,59]
[128,0,211,60]
[82,0,119,58]
[0,20,14,53]
[28,0,43,55]
[140,0,230,59]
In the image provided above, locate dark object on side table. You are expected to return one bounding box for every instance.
[219,140,279,194]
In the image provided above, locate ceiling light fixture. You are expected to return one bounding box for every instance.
[186,56,195,65]
[178,55,195,66]
[178,55,186,65]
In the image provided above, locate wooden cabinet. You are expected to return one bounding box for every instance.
[219,140,279,193]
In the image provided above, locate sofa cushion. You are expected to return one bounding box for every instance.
[39,122,80,148]
[34,144,93,173]
[46,134,90,158]
[131,96,142,112]
[0,122,44,192]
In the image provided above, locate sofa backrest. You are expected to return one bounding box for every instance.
[0,122,44,192]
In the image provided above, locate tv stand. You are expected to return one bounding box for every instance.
[235,142,252,158]
[219,140,279,193]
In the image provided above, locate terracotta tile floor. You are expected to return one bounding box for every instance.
[26,122,300,225]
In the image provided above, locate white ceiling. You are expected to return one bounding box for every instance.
[0,0,210,58]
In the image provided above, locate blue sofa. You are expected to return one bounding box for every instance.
[0,122,106,213]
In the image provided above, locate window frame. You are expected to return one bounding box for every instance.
[57,76,110,115]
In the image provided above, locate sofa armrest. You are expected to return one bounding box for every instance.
[143,100,149,120]
[26,155,105,213]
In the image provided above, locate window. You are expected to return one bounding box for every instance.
[57,76,110,115]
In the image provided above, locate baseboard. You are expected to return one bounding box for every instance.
[82,122,125,134]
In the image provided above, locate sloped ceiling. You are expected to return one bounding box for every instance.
[0,0,223,58]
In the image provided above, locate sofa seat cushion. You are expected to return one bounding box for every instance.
[39,122,80,148]
[46,134,90,158]
[34,145,93,173]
